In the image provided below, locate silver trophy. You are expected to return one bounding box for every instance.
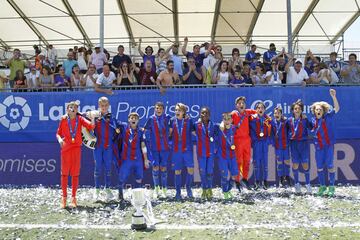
[131,188,147,230]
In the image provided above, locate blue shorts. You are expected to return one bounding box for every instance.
[290,140,309,164]
[198,155,215,175]
[275,148,290,163]
[171,151,193,170]
[119,158,143,182]
[315,145,334,170]
[218,157,238,177]
[93,147,113,175]
[151,150,170,168]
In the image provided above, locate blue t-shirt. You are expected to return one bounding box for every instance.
[63,60,78,78]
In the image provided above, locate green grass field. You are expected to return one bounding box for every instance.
[1,186,360,239]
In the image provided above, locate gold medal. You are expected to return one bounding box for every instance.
[231,145,236,150]
[210,137,214,142]
[72,137,75,143]
[115,128,120,134]
[259,132,264,137]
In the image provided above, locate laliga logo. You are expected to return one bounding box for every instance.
[0,95,32,131]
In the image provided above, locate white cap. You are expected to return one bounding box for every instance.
[295,59,303,64]
[95,44,101,48]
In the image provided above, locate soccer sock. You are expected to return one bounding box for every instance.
[284,163,290,176]
[105,173,111,189]
[227,178,234,192]
[277,162,284,177]
[200,169,207,189]
[152,169,160,187]
[61,175,68,197]
[207,174,213,189]
[175,174,182,195]
[161,169,168,189]
[221,176,228,193]
[94,173,100,189]
[186,173,193,190]
[329,172,335,186]
[317,170,325,186]
[292,168,299,184]
[304,169,310,185]
[71,176,79,198]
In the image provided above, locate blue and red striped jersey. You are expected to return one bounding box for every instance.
[94,114,120,149]
[287,116,311,141]
[193,120,216,158]
[214,124,236,159]
[310,110,336,150]
[249,114,272,142]
[271,118,289,149]
[120,123,145,161]
[144,114,171,152]
[169,117,194,153]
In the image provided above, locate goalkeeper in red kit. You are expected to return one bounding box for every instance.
[56,100,95,208]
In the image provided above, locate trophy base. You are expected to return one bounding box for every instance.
[131,214,147,230]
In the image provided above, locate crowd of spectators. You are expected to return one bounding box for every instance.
[1,38,360,93]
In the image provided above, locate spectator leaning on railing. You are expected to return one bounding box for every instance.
[183,56,203,85]
[81,64,98,91]
[95,64,115,95]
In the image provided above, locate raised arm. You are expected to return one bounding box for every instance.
[137,38,145,57]
[330,88,340,113]
[285,57,294,73]
[182,37,188,56]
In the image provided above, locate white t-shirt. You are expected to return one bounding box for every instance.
[265,71,281,85]
[286,66,309,85]
[85,73,98,89]
[96,71,116,87]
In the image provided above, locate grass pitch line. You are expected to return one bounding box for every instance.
[1,222,360,230]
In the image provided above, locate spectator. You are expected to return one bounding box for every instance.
[169,43,184,79]
[81,64,98,91]
[263,43,277,71]
[212,60,231,85]
[77,47,88,74]
[265,60,283,85]
[0,71,9,91]
[203,45,223,84]
[327,52,341,80]
[45,44,57,70]
[183,56,203,85]
[341,53,360,84]
[85,49,92,66]
[277,55,288,84]
[4,48,30,88]
[242,64,253,85]
[71,64,82,88]
[133,60,157,85]
[228,48,243,73]
[95,64,115,95]
[111,45,132,74]
[285,58,309,85]
[156,60,179,94]
[63,51,78,78]
[13,69,27,91]
[304,50,320,75]
[54,67,70,89]
[89,44,108,74]
[229,69,245,87]
[156,47,170,74]
[245,44,257,66]
[39,65,54,90]
[138,38,156,72]
[251,63,266,84]
[27,66,40,90]
[182,37,210,68]
[317,63,333,85]
[117,62,136,86]
[34,49,42,71]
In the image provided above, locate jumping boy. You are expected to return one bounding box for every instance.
[56,100,95,208]
[144,102,171,198]
[310,89,339,197]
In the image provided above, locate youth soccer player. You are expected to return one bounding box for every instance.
[215,112,238,200]
[144,102,171,198]
[288,100,312,194]
[169,103,194,200]
[193,107,216,200]
[92,97,120,201]
[310,89,339,197]
[231,96,256,191]
[249,102,272,190]
[56,100,95,208]
[118,113,150,200]
[271,106,291,187]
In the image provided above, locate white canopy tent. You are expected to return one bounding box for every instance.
[0,0,359,58]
